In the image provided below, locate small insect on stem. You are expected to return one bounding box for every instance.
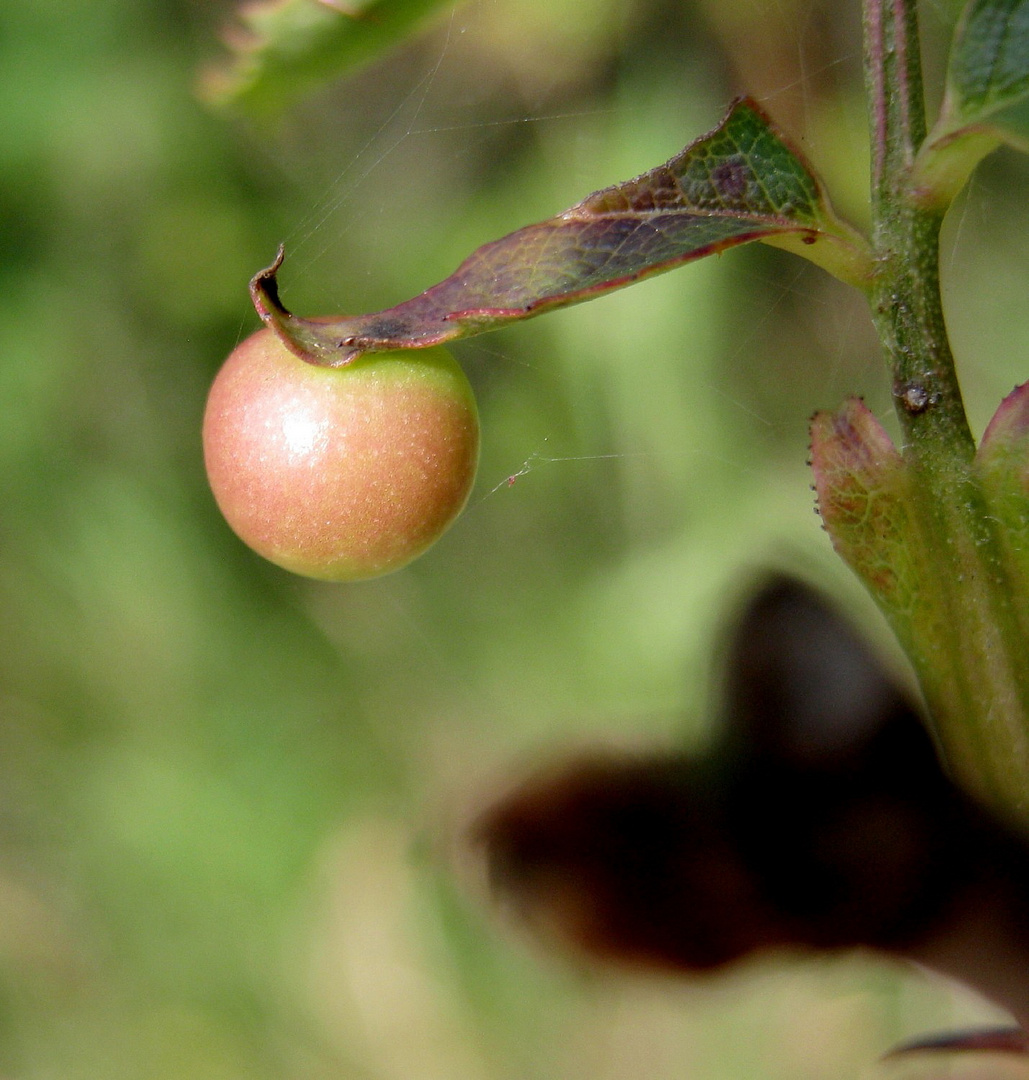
[897,380,932,414]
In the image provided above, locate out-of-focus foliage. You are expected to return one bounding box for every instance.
[201,0,456,119]
[0,0,1026,1077]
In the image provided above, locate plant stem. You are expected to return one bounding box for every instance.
[862,0,1029,819]
[864,0,974,457]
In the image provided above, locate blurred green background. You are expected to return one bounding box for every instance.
[2,0,1028,1077]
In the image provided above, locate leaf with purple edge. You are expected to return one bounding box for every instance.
[252,98,872,366]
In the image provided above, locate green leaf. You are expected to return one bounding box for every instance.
[199,0,453,117]
[252,98,872,365]
[913,0,1029,207]
[949,0,1029,129]
[975,382,1029,612]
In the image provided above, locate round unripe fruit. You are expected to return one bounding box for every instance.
[203,329,479,581]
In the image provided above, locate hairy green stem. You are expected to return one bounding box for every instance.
[864,0,972,453]
[863,0,1029,818]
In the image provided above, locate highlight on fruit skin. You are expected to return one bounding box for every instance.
[203,328,480,582]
